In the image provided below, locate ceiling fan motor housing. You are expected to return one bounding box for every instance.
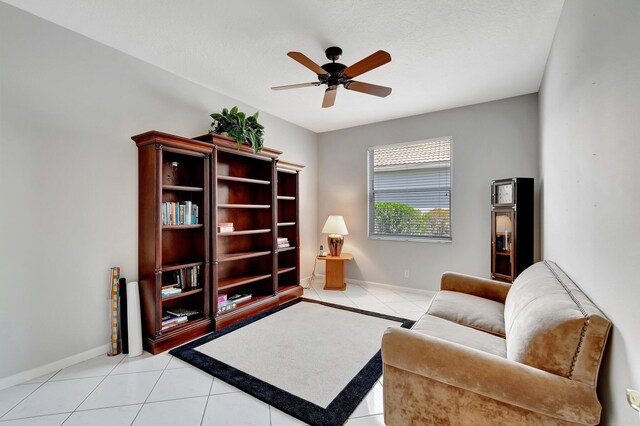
[320,46,350,86]
[319,62,348,86]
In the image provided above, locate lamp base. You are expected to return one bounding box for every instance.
[327,234,344,256]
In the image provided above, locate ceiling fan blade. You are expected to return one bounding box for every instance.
[322,86,337,108]
[287,52,329,76]
[344,81,392,97]
[343,50,391,78]
[271,82,320,90]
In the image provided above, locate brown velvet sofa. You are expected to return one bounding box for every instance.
[381,261,611,425]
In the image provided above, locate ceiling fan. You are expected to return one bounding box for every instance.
[271,46,392,108]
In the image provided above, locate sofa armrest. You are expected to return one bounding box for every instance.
[381,327,601,425]
[440,272,511,303]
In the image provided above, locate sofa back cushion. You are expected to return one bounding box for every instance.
[504,261,611,386]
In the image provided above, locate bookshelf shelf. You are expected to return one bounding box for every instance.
[278,285,300,295]
[277,222,296,227]
[161,315,208,334]
[218,175,270,185]
[218,251,272,262]
[277,267,296,275]
[218,229,271,236]
[218,204,271,209]
[277,246,296,253]
[215,295,274,320]
[161,261,204,272]
[163,185,204,192]
[163,224,204,230]
[277,196,295,201]
[161,287,203,302]
[219,273,272,291]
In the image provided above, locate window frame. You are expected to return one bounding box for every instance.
[367,137,453,243]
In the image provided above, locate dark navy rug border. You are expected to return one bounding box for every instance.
[169,297,414,426]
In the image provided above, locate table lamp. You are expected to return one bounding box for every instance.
[322,215,349,256]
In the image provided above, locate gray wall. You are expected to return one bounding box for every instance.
[539,0,640,423]
[0,3,318,379]
[317,95,539,289]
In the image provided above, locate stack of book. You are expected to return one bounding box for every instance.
[161,313,188,331]
[217,294,236,314]
[165,308,200,318]
[162,201,199,226]
[277,237,290,249]
[166,266,200,290]
[228,293,252,304]
[161,284,181,299]
[218,222,234,233]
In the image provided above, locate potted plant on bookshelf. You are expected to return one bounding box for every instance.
[209,106,264,153]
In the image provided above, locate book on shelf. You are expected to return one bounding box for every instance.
[161,315,188,330]
[228,293,252,304]
[165,266,200,290]
[165,308,201,318]
[217,294,227,304]
[162,283,181,290]
[161,287,182,298]
[218,222,234,233]
[277,237,290,248]
[217,300,237,314]
[162,201,199,226]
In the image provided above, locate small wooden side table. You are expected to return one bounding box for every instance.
[317,253,353,291]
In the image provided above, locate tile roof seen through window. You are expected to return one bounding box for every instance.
[374,139,450,167]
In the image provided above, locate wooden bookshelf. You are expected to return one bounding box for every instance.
[191,133,304,330]
[132,131,213,354]
[212,142,278,329]
[276,162,303,297]
[134,130,305,349]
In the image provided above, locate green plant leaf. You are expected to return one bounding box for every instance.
[209,106,265,152]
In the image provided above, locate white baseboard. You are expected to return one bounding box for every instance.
[299,275,313,288]
[310,274,436,296]
[348,277,437,295]
[0,343,110,390]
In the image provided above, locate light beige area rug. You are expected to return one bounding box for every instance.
[170,298,414,426]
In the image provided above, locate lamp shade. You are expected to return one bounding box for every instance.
[322,215,349,235]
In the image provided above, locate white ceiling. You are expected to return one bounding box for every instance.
[4,0,564,133]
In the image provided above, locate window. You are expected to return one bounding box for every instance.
[368,137,452,241]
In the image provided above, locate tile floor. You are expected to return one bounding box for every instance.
[0,280,434,425]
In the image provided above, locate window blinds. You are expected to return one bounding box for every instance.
[368,138,452,240]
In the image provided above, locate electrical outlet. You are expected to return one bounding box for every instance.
[403,270,410,278]
[627,389,640,414]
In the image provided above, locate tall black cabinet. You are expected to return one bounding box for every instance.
[491,177,534,282]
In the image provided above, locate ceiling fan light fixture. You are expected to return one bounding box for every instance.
[272,46,392,108]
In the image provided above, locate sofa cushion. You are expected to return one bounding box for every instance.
[504,261,611,385]
[426,290,506,337]
[411,314,506,358]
